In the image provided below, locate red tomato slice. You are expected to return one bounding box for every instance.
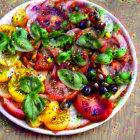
[3,98,25,119]
[46,46,62,60]
[77,62,89,74]
[75,94,114,122]
[34,50,54,70]
[111,61,123,72]
[45,77,79,101]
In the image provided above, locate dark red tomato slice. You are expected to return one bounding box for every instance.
[35,5,68,31]
[75,94,114,122]
[34,50,54,70]
[45,77,79,101]
[3,98,25,119]
[64,1,91,13]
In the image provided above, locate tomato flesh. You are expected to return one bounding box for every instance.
[75,94,114,122]
[3,98,25,119]
[34,51,54,70]
[45,77,79,101]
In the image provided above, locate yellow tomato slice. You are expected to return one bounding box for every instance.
[0,67,12,83]
[12,9,28,27]
[0,24,16,37]
[0,52,20,67]
[8,74,27,103]
[8,68,36,103]
[44,111,70,131]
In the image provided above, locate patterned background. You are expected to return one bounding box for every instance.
[0,0,140,139]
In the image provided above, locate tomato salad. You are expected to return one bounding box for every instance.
[0,0,133,131]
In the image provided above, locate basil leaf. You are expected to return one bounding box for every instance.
[30,23,48,40]
[11,28,34,52]
[30,23,41,40]
[23,92,46,120]
[57,69,87,90]
[115,71,131,86]
[94,53,113,64]
[76,33,102,49]
[19,75,43,94]
[42,32,73,49]
[0,31,15,55]
[70,13,87,24]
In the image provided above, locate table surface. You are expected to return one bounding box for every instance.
[0,0,140,140]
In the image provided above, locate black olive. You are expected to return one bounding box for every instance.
[109,85,118,93]
[92,82,99,93]
[82,85,93,96]
[79,21,86,29]
[87,67,97,81]
[99,86,108,95]
[59,100,72,110]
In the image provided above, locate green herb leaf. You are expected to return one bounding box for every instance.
[72,52,87,66]
[76,33,102,49]
[19,75,43,94]
[113,48,127,59]
[23,92,46,120]
[70,13,87,24]
[94,53,113,64]
[30,23,41,40]
[30,23,48,40]
[56,52,71,64]
[0,31,15,55]
[11,28,34,52]
[42,31,73,49]
[115,71,131,86]
[57,69,88,90]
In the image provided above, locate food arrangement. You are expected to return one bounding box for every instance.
[0,0,135,132]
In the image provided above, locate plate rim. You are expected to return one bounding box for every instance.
[0,0,138,136]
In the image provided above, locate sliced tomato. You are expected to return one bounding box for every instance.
[75,94,114,122]
[120,52,133,64]
[45,77,79,101]
[74,50,89,74]
[34,50,54,70]
[111,61,123,72]
[77,62,89,74]
[46,46,62,60]
[3,98,25,119]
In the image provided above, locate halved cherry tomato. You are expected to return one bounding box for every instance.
[111,60,123,72]
[3,98,25,119]
[75,94,114,122]
[120,52,133,64]
[34,50,54,70]
[45,77,79,101]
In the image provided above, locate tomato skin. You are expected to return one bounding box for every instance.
[46,46,62,60]
[45,77,79,101]
[3,98,25,119]
[34,52,54,70]
[77,61,89,74]
[111,60,123,72]
[75,94,114,122]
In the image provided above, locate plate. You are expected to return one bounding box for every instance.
[0,0,137,136]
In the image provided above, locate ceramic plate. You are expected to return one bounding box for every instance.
[0,0,137,136]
